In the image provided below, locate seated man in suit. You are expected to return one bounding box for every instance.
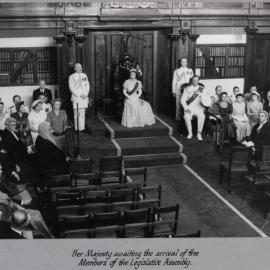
[1,117,31,168]
[10,209,53,239]
[32,80,53,104]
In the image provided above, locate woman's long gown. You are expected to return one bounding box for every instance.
[232,101,251,141]
[121,79,155,128]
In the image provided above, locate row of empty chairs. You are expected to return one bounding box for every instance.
[40,156,201,238]
[53,185,161,207]
[61,204,179,238]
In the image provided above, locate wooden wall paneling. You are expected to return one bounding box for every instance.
[152,30,158,111]
[188,34,199,72]
[127,32,139,59]
[94,33,107,100]
[264,39,270,93]
[105,34,111,98]
[158,30,172,115]
[142,33,154,104]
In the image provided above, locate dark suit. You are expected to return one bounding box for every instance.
[1,128,28,166]
[35,136,68,174]
[0,221,25,239]
[32,88,52,103]
[250,122,270,161]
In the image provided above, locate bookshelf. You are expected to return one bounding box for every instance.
[195,44,245,79]
[0,47,56,86]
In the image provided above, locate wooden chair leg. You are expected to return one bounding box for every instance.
[219,166,224,184]
[227,172,231,193]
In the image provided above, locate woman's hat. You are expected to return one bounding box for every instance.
[251,91,260,97]
[53,98,63,103]
[129,68,137,73]
[32,100,42,109]
[16,101,24,111]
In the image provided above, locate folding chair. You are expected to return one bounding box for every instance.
[49,174,73,187]
[98,156,123,184]
[110,201,135,212]
[136,185,162,207]
[123,208,151,225]
[152,204,179,237]
[173,230,201,238]
[220,146,251,192]
[61,214,91,232]
[250,145,270,172]
[68,158,93,173]
[241,170,270,199]
[124,168,147,186]
[73,173,98,186]
[62,229,90,238]
[110,188,136,203]
[89,225,122,238]
[55,191,84,207]
[84,189,110,203]
[92,211,122,228]
[122,222,153,238]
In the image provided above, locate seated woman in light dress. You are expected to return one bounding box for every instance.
[246,91,263,129]
[121,69,155,128]
[28,100,47,144]
[232,93,251,142]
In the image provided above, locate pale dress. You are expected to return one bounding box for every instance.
[246,101,263,129]
[121,79,155,128]
[28,110,47,144]
[232,102,251,141]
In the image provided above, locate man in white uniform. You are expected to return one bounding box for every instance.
[172,58,194,120]
[68,63,90,131]
[181,75,206,141]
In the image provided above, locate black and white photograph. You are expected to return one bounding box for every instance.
[0,1,270,269]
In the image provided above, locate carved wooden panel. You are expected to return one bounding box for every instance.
[87,30,157,110]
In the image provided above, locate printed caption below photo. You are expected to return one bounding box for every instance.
[71,248,200,269]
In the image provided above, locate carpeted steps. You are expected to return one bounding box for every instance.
[116,136,181,156]
[100,116,186,168]
[106,120,170,139]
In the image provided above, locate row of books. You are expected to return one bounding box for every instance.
[229,46,245,57]
[196,47,227,57]
[16,73,34,84]
[13,51,29,62]
[13,62,34,73]
[36,50,54,61]
[225,67,244,77]
[37,72,55,84]
[195,56,226,67]
[0,74,9,85]
[196,66,243,78]
[0,51,11,62]
[36,61,54,72]
[195,57,206,67]
[0,63,11,73]
[228,56,244,66]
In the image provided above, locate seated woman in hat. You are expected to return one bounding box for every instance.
[10,101,33,148]
[46,99,69,150]
[28,100,47,144]
[121,68,155,128]
[246,91,263,129]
